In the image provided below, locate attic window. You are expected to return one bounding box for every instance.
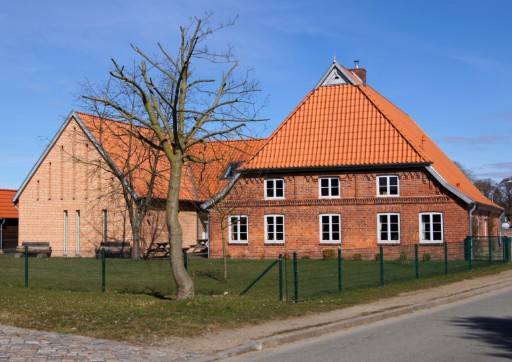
[222,162,242,179]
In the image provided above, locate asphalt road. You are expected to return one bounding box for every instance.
[235,287,512,362]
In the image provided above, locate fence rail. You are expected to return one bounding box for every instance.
[0,237,510,302]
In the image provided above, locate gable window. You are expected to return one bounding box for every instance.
[420,213,443,243]
[319,177,340,198]
[319,214,341,243]
[377,175,399,196]
[222,162,242,179]
[229,215,248,244]
[378,213,400,244]
[265,179,284,199]
[265,215,285,243]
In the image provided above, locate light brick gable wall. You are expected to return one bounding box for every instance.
[17,118,199,257]
[209,168,497,259]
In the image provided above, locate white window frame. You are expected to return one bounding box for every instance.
[419,212,444,244]
[265,179,285,199]
[319,177,340,198]
[377,175,400,197]
[228,215,249,244]
[378,213,400,244]
[319,214,341,243]
[265,215,285,244]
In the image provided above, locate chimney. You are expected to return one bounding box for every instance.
[349,59,367,84]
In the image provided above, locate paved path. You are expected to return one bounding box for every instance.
[0,324,201,361]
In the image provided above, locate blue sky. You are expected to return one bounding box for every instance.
[1,0,512,189]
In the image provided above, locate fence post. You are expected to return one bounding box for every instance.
[379,246,384,287]
[278,254,283,301]
[444,242,448,275]
[414,244,419,279]
[467,237,472,270]
[505,237,511,262]
[24,245,28,288]
[101,248,106,292]
[183,249,188,271]
[488,238,492,266]
[293,251,299,303]
[337,248,342,292]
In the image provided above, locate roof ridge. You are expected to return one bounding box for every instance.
[356,84,429,162]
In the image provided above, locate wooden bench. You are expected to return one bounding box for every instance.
[15,242,52,258]
[95,241,132,259]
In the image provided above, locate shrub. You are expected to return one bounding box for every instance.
[375,253,380,261]
[422,253,431,261]
[323,249,335,260]
[352,253,362,261]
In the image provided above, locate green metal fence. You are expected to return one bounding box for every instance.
[0,237,510,302]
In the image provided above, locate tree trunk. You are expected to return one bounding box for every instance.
[220,217,228,281]
[131,218,141,260]
[167,157,194,299]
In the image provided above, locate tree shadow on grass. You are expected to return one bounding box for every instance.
[451,316,512,359]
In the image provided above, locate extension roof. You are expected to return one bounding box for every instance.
[242,60,497,209]
[0,189,18,218]
[13,112,264,204]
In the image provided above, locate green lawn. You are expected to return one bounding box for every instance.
[0,263,510,344]
[0,252,501,301]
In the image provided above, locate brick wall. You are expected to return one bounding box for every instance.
[209,169,494,259]
[17,117,199,257]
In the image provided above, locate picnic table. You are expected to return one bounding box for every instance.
[147,241,170,258]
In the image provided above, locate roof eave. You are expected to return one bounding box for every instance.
[425,166,473,205]
[241,162,432,175]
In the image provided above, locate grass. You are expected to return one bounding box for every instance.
[0,252,510,344]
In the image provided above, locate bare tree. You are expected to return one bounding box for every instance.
[193,140,264,281]
[83,14,262,299]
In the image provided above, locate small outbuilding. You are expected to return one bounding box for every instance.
[0,189,18,251]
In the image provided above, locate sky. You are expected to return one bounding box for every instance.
[1,0,512,190]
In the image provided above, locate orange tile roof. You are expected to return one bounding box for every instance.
[0,189,18,218]
[77,113,264,202]
[242,62,497,209]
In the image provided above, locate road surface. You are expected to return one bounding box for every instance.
[235,287,512,362]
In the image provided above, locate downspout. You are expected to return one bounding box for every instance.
[0,218,4,250]
[468,203,477,237]
[499,211,505,239]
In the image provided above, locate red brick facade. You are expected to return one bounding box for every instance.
[209,169,498,259]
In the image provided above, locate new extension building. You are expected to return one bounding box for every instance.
[207,60,501,259]
[12,112,264,256]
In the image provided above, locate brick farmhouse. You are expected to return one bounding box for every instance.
[206,60,502,259]
[13,60,501,258]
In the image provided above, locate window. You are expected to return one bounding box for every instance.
[319,177,340,198]
[420,213,443,243]
[265,179,284,199]
[378,213,400,243]
[102,209,108,243]
[265,215,285,243]
[319,214,341,243]
[377,175,399,196]
[76,210,81,256]
[63,210,68,256]
[229,215,248,243]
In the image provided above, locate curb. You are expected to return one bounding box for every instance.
[192,278,512,361]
